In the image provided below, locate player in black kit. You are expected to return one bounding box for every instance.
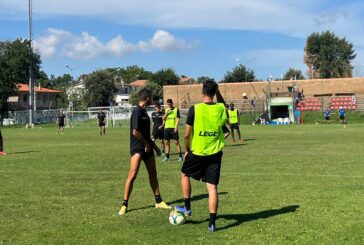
[119,89,171,216]
[151,104,165,157]
[97,109,106,135]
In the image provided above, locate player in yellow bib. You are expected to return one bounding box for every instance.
[228,103,243,143]
[162,99,183,162]
[175,79,228,232]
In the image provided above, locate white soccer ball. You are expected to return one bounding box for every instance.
[169,210,185,225]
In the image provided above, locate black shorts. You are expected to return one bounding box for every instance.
[99,122,105,127]
[230,123,239,130]
[181,151,223,185]
[325,117,330,120]
[153,128,164,140]
[130,149,154,162]
[340,116,345,120]
[164,128,179,140]
[59,123,64,127]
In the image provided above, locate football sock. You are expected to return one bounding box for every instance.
[209,213,217,226]
[155,195,162,204]
[183,198,191,210]
[122,199,128,207]
[179,152,182,158]
[162,150,165,154]
[166,153,170,159]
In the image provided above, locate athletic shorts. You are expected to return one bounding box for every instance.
[59,123,64,127]
[152,128,164,140]
[230,123,239,130]
[181,151,223,185]
[325,117,330,120]
[130,149,154,162]
[340,116,345,120]
[99,122,105,127]
[164,128,179,140]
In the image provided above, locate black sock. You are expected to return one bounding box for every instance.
[166,153,170,159]
[184,198,191,210]
[162,150,165,154]
[122,199,128,207]
[155,195,162,204]
[209,213,217,226]
[179,152,183,158]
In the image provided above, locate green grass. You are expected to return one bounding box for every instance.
[1,125,364,244]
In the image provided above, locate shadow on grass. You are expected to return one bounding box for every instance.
[225,143,245,147]
[127,192,228,213]
[186,205,300,231]
[7,151,40,155]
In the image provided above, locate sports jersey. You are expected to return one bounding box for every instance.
[98,112,106,124]
[151,111,164,129]
[130,106,153,152]
[164,107,180,129]
[58,114,65,124]
[339,109,345,117]
[187,103,227,156]
[324,110,330,117]
[228,109,238,124]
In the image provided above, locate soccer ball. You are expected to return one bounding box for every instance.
[169,210,185,225]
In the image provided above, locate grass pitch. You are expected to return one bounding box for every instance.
[1,124,364,244]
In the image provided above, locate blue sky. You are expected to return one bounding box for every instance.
[1,0,364,80]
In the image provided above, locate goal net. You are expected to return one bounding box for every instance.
[65,110,110,128]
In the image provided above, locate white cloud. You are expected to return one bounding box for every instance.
[150,30,191,51]
[33,28,192,59]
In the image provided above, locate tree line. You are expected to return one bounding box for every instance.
[0,31,357,112]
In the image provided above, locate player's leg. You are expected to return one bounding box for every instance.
[206,183,218,232]
[119,153,142,215]
[163,138,170,161]
[231,127,236,142]
[174,138,183,161]
[61,126,64,133]
[0,131,5,155]
[99,126,102,135]
[144,155,171,209]
[160,139,165,157]
[237,128,243,143]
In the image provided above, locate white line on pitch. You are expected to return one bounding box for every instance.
[0,171,363,179]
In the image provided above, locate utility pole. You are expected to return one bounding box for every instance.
[28,0,33,127]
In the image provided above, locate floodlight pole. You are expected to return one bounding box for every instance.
[65,64,78,111]
[28,0,33,127]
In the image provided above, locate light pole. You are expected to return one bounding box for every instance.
[28,0,33,127]
[65,64,78,111]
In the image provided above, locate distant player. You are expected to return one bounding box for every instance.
[162,99,183,162]
[324,108,331,124]
[0,129,6,155]
[151,104,165,157]
[228,103,243,143]
[97,109,106,135]
[338,106,345,124]
[175,80,227,232]
[57,111,66,134]
[119,89,171,216]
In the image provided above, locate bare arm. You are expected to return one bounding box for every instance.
[216,86,225,104]
[184,124,193,153]
[175,118,180,132]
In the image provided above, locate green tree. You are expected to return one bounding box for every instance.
[304,31,356,78]
[49,74,72,109]
[283,68,305,80]
[83,70,118,107]
[197,76,214,83]
[107,66,153,84]
[129,82,162,105]
[223,64,256,83]
[0,39,42,117]
[150,68,180,86]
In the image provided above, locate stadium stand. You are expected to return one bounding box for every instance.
[330,97,357,110]
[296,98,322,111]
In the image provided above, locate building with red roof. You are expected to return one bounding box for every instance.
[8,83,61,111]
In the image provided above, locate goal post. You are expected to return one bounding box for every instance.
[65,110,109,128]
